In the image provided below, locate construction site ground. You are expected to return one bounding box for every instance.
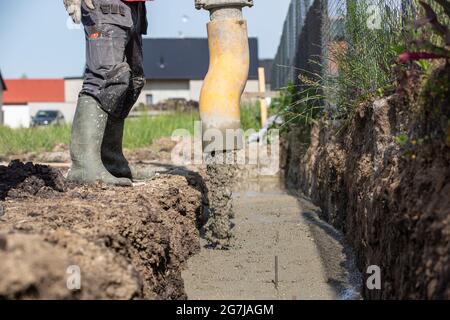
[0,138,361,299]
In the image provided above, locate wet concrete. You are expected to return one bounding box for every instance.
[203,151,238,249]
[183,176,362,300]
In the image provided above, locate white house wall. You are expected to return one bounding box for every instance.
[137,80,191,105]
[64,79,83,103]
[188,79,260,102]
[2,105,31,128]
[138,79,261,106]
[64,78,262,112]
[244,80,259,93]
[188,80,203,102]
[0,86,3,125]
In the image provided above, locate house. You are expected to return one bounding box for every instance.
[2,79,70,128]
[138,38,260,105]
[3,37,264,127]
[65,38,261,108]
[0,71,6,124]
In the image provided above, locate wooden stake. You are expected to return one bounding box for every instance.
[258,67,268,127]
[274,255,279,290]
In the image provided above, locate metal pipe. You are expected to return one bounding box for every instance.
[195,0,253,152]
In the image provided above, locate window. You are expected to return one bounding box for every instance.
[146,94,154,106]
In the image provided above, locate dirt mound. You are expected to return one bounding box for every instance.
[0,144,71,164]
[0,160,65,200]
[125,138,177,164]
[0,233,140,299]
[0,139,176,165]
[282,65,450,299]
[0,162,206,300]
[153,98,199,112]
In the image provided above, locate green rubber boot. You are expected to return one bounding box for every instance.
[67,96,133,186]
[101,116,167,181]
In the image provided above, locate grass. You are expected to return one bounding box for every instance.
[328,0,406,116]
[0,103,263,157]
[269,82,323,131]
[270,0,411,128]
[0,112,199,156]
[123,111,198,149]
[0,124,72,156]
[240,101,262,132]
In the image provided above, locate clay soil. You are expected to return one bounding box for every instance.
[281,64,450,299]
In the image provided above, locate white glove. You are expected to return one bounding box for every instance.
[64,0,95,24]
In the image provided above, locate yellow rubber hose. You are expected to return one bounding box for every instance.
[200,19,250,151]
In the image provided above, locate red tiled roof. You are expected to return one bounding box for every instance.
[3,79,65,105]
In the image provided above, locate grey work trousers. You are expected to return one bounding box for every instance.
[80,0,147,119]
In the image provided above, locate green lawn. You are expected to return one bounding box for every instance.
[240,101,262,132]
[0,123,72,156]
[0,112,199,156]
[122,111,199,149]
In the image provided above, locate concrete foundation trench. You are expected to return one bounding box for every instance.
[0,147,362,299]
[183,176,361,300]
[5,97,447,300]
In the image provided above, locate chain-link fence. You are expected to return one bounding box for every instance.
[271,0,418,112]
[270,0,314,89]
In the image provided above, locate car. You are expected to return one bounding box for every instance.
[31,110,65,127]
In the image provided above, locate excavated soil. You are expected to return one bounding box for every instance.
[282,65,450,299]
[0,160,207,299]
[0,137,177,165]
[0,160,66,201]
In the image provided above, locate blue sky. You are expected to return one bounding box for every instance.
[0,0,291,79]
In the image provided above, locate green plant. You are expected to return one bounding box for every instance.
[270,81,324,130]
[240,101,262,131]
[329,0,406,116]
[395,133,410,145]
[267,1,415,130]
[399,0,450,62]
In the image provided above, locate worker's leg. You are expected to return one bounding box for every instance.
[101,2,165,180]
[68,0,133,185]
[67,96,132,186]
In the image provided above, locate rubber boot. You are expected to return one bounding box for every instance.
[67,96,133,186]
[101,116,167,181]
